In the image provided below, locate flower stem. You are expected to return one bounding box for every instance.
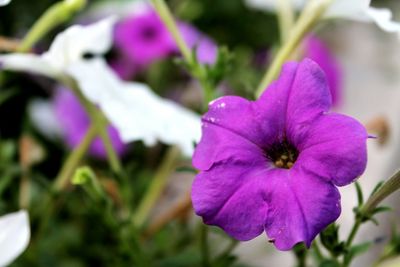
[200,224,211,267]
[151,0,192,64]
[65,78,123,174]
[255,0,332,97]
[345,220,361,248]
[151,0,215,109]
[361,169,400,215]
[145,191,192,237]
[17,0,87,52]
[277,0,295,43]
[53,124,97,191]
[132,146,181,228]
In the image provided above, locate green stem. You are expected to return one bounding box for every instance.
[255,0,332,97]
[361,169,400,215]
[345,220,361,248]
[151,0,192,64]
[132,146,181,227]
[151,0,214,109]
[17,0,86,52]
[277,0,295,43]
[200,224,211,267]
[65,79,123,174]
[53,124,97,191]
[312,241,324,262]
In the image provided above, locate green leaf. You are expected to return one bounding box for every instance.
[355,181,364,207]
[370,181,385,196]
[372,206,392,215]
[343,242,372,265]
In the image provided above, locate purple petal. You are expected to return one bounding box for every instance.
[295,113,368,186]
[286,59,332,147]
[305,35,342,107]
[265,168,341,250]
[192,162,269,241]
[193,117,267,170]
[196,62,299,163]
[114,11,175,66]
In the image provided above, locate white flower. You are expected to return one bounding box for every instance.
[0,0,11,6]
[28,99,63,140]
[0,17,201,156]
[244,0,400,34]
[68,59,200,156]
[0,210,30,267]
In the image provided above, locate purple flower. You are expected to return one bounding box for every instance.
[304,35,342,106]
[114,11,175,67]
[191,59,367,250]
[53,88,126,159]
[113,9,217,70]
[178,23,218,65]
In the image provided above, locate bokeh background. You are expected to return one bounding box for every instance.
[1,0,400,266]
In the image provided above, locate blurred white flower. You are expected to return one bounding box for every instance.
[244,0,400,34]
[0,0,11,6]
[0,17,201,156]
[68,59,200,156]
[0,210,30,267]
[28,99,63,140]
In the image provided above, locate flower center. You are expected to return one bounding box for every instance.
[141,26,157,40]
[267,141,298,169]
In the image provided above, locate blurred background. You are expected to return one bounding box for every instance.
[1,0,400,266]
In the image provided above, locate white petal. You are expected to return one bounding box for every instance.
[28,99,63,140]
[244,0,305,11]
[0,54,63,79]
[67,59,201,157]
[42,16,117,69]
[0,0,11,6]
[0,211,30,267]
[87,0,150,19]
[366,7,400,33]
[324,0,371,21]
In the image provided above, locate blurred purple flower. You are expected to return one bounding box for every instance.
[304,35,342,106]
[178,23,218,65]
[191,59,367,250]
[113,9,217,70]
[53,88,126,159]
[114,11,175,67]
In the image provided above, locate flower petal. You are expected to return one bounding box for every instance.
[192,162,269,241]
[324,0,370,21]
[305,35,342,106]
[67,59,201,157]
[202,61,298,159]
[366,7,400,33]
[295,113,368,186]
[0,0,11,6]
[265,169,340,250]
[43,16,117,69]
[0,54,63,79]
[28,98,63,140]
[193,118,267,170]
[285,58,332,146]
[0,210,30,266]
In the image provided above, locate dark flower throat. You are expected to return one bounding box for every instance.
[267,141,299,169]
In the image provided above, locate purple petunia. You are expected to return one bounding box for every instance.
[113,8,217,69]
[114,10,175,67]
[191,59,368,250]
[304,35,342,106]
[53,88,127,159]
